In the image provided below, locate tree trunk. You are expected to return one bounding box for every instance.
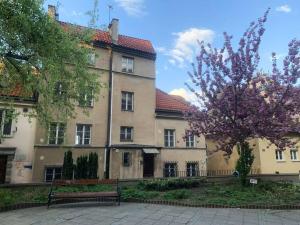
[235,141,254,186]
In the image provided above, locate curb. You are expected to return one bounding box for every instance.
[0,203,46,213]
[123,199,300,210]
[1,200,300,213]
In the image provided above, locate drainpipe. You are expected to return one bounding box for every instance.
[105,47,113,179]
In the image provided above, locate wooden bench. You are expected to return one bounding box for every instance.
[47,179,120,208]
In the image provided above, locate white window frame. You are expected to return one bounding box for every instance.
[121,91,134,111]
[75,124,92,145]
[120,126,133,142]
[186,135,195,148]
[122,152,131,167]
[88,52,96,65]
[48,122,65,145]
[275,150,284,161]
[122,56,134,73]
[0,109,13,137]
[79,90,94,107]
[186,162,198,177]
[290,149,298,161]
[164,129,175,147]
[164,162,177,177]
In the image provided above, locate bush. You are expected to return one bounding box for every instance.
[75,155,88,179]
[88,152,98,179]
[121,188,159,200]
[163,190,191,200]
[138,178,202,191]
[63,150,73,179]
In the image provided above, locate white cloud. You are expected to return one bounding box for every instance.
[155,46,167,54]
[169,88,198,104]
[276,4,291,13]
[71,10,83,17]
[169,28,214,67]
[115,0,146,17]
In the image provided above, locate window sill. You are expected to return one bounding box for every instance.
[121,110,134,112]
[291,160,300,162]
[276,160,286,163]
[120,140,133,142]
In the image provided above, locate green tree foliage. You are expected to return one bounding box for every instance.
[88,152,98,179]
[62,150,73,179]
[235,142,255,186]
[0,0,101,125]
[75,155,88,179]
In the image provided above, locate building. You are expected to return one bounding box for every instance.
[207,136,300,175]
[30,6,207,182]
[0,88,37,184]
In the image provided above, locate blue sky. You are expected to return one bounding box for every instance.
[44,0,300,101]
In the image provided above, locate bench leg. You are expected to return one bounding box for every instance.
[47,196,51,209]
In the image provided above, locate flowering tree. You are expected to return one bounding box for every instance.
[186,9,300,185]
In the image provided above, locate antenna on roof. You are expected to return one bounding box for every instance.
[108,5,113,23]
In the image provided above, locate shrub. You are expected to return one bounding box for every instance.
[138,178,202,191]
[88,152,98,179]
[75,155,88,179]
[163,190,191,200]
[121,188,159,200]
[62,150,73,179]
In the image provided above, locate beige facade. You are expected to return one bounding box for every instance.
[0,103,36,183]
[207,137,300,175]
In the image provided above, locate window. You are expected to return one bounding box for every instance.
[164,163,177,177]
[45,167,62,182]
[122,152,131,167]
[290,149,298,161]
[275,150,284,161]
[76,124,91,145]
[120,127,133,142]
[186,134,195,148]
[121,92,134,111]
[122,56,134,73]
[48,122,65,145]
[0,109,13,136]
[164,129,175,147]
[88,52,96,65]
[79,90,93,107]
[186,163,199,177]
[55,82,65,96]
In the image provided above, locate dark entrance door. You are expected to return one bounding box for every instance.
[0,155,7,184]
[143,154,154,177]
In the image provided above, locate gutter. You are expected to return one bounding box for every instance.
[104,47,113,179]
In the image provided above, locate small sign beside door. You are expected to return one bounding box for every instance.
[250,178,258,184]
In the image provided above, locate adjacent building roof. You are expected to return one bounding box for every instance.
[156,89,190,113]
[59,21,156,56]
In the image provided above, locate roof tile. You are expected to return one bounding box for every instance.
[156,89,190,112]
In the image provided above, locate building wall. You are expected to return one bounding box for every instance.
[32,147,105,182]
[206,138,261,173]
[154,149,207,177]
[0,104,36,183]
[109,149,144,179]
[155,118,206,148]
[258,137,300,174]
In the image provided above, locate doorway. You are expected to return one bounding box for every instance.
[143,154,154,178]
[0,155,7,184]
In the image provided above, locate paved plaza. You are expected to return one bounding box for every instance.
[0,203,300,225]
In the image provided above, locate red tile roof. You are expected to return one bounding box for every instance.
[156,89,190,112]
[60,22,155,55]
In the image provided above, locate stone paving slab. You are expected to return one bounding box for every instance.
[0,203,300,225]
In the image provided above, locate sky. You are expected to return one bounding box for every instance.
[44,0,300,102]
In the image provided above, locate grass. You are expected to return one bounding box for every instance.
[0,181,300,208]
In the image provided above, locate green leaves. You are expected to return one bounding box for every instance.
[0,0,102,126]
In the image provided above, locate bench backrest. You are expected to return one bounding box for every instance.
[52,179,118,186]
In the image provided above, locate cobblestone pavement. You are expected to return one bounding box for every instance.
[0,203,300,225]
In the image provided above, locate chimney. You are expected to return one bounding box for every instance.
[48,5,59,20]
[108,18,119,44]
